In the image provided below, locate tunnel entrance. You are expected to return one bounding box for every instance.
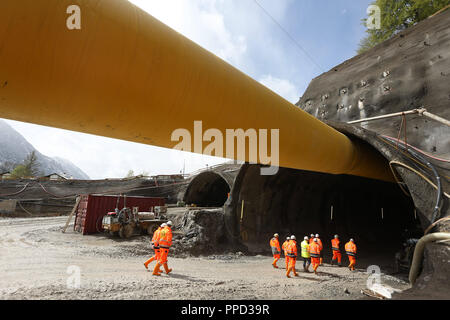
[184,172,231,207]
[232,164,421,272]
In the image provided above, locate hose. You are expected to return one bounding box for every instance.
[382,135,450,163]
[424,216,450,235]
[409,232,450,285]
[382,136,444,223]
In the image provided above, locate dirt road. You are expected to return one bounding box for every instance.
[0,216,411,300]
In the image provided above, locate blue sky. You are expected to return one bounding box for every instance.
[3,0,374,179]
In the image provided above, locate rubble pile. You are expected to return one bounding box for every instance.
[170,208,228,256]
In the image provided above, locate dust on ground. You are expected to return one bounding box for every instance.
[0,215,411,300]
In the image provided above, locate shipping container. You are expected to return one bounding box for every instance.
[74,194,165,235]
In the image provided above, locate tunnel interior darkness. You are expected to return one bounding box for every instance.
[233,165,421,270]
[184,172,231,207]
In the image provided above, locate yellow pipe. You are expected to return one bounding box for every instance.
[0,0,393,181]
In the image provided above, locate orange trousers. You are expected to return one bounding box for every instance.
[332,250,342,264]
[288,257,297,269]
[272,254,280,266]
[159,248,170,264]
[311,257,320,272]
[285,253,289,269]
[348,256,356,270]
[144,248,160,267]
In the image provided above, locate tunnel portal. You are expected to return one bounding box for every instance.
[230,164,420,269]
[184,171,231,207]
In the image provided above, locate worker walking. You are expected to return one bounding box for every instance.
[144,223,164,272]
[315,234,324,265]
[282,236,291,270]
[309,238,321,275]
[286,235,299,278]
[270,233,281,268]
[153,220,173,276]
[330,234,342,267]
[300,236,311,272]
[345,238,357,271]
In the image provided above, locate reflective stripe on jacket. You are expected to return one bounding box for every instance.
[309,242,320,258]
[286,241,297,258]
[331,238,340,252]
[270,237,281,255]
[301,240,310,258]
[159,226,172,248]
[152,227,161,246]
[282,241,289,253]
[345,242,357,256]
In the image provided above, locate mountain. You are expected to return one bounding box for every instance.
[0,120,90,179]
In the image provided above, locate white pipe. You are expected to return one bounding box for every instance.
[409,232,450,284]
[421,110,450,127]
[347,107,450,127]
[347,109,420,124]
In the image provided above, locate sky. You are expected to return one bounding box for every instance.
[2,0,373,179]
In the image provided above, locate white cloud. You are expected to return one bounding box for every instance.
[128,0,247,66]
[259,75,299,103]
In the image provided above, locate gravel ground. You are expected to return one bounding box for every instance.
[0,215,412,300]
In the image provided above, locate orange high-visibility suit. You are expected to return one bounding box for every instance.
[316,238,324,265]
[153,225,173,275]
[345,241,357,270]
[270,237,281,268]
[282,240,290,269]
[309,242,321,274]
[331,238,342,265]
[144,227,161,271]
[285,240,299,278]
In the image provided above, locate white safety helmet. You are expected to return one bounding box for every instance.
[313,238,318,242]
[334,234,339,238]
[315,234,319,238]
[161,223,167,227]
[166,221,173,226]
[291,235,296,240]
[274,233,279,238]
[310,234,314,237]
[350,238,354,242]
[304,236,309,240]
[286,236,290,240]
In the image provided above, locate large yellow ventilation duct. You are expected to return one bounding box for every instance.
[0,0,393,181]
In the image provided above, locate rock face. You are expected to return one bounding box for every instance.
[296,8,450,157]
[0,120,90,179]
[169,208,230,256]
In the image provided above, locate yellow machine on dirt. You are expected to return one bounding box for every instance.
[102,206,167,239]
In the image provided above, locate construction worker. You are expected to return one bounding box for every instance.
[269,233,281,268]
[144,223,165,272]
[282,236,291,270]
[345,238,357,271]
[309,238,321,275]
[300,236,311,272]
[330,234,342,267]
[315,234,324,265]
[309,234,315,244]
[286,235,299,278]
[153,220,173,276]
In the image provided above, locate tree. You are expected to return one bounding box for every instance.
[358,0,450,54]
[11,151,40,178]
[125,170,135,178]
